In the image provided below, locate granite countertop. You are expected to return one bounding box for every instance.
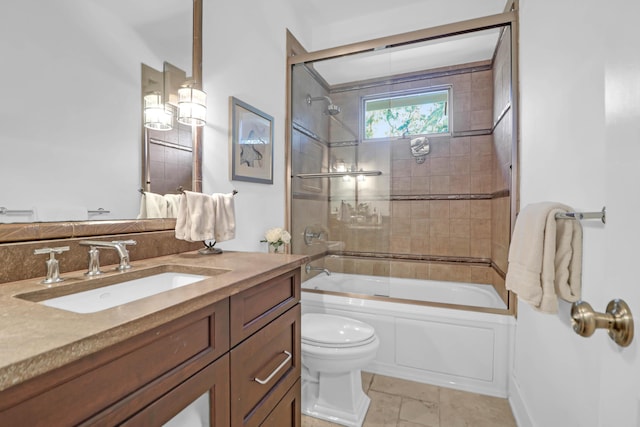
[0,250,308,392]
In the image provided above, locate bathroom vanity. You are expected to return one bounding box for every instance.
[0,251,305,426]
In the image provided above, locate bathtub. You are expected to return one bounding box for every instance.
[301,273,514,397]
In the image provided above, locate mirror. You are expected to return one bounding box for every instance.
[0,0,194,224]
[142,62,194,197]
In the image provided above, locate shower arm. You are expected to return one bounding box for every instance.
[306,94,333,104]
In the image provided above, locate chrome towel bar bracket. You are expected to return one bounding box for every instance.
[555,206,606,224]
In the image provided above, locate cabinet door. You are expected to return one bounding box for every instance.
[230,304,301,427]
[121,354,230,427]
[261,379,301,427]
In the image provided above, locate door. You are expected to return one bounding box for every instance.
[598,0,640,423]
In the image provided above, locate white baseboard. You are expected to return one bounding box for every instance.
[508,373,534,427]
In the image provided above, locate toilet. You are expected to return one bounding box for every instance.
[301,313,379,427]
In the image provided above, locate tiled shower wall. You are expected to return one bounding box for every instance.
[324,63,501,291]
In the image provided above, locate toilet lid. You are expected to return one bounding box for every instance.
[302,313,376,348]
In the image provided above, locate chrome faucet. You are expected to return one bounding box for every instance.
[79,240,137,275]
[305,263,331,276]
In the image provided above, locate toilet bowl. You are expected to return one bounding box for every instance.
[301,313,379,427]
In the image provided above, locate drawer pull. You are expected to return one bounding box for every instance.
[254,350,292,385]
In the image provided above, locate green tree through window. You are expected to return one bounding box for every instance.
[364,89,449,139]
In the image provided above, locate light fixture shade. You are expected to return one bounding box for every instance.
[143,93,172,131]
[177,87,206,126]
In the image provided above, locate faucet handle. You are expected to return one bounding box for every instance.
[112,239,137,246]
[33,246,70,284]
[34,246,70,256]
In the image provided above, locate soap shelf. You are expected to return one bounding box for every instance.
[295,171,382,179]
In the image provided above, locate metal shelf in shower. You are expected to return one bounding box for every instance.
[295,171,382,179]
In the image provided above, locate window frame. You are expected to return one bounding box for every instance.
[360,85,452,142]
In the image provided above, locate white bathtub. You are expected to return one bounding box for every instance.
[302,273,514,397]
[303,272,507,310]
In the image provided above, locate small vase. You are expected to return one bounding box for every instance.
[268,244,283,254]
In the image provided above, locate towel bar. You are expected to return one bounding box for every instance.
[2,207,110,216]
[555,206,606,224]
[0,207,34,215]
[88,208,110,215]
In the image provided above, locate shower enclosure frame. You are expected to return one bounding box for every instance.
[285,2,520,316]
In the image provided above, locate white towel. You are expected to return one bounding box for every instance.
[35,205,88,222]
[175,191,215,242]
[212,192,236,242]
[164,194,181,219]
[137,192,167,219]
[505,202,583,313]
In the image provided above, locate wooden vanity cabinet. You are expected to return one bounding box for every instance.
[230,268,302,427]
[0,298,230,426]
[0,266,302,427]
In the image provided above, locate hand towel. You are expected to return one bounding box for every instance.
[505,202,583,313]
[137,192,167,219]
[175,191,215,242]
[212,192,236,242]
[164,194,182,219]
[35,205,88,222]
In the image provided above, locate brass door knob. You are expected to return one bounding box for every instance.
[571,299,634,347]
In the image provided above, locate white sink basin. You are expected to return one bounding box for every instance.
[41,272,208,313]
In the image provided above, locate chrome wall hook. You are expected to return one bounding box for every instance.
[571,299,634,347]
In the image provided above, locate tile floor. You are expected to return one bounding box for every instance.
[302,372,517,427]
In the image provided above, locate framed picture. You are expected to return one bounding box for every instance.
[230,97,274,184]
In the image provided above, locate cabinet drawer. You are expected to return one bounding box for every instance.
[0,299,229,427]
[230,304,301,427]
[230,269,300,346]
[261,378,301,427]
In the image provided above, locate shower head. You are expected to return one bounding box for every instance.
[326,103,341,116]
[306,94,341,115]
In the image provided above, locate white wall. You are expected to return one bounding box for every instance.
[0,0,171,222]
[510,0,640,427]
[200,0,308,251]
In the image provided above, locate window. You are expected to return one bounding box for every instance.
[363,88,450,140]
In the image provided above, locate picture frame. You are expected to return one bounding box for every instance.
[230,97,274,184]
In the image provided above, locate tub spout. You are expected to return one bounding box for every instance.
[305,263,331,276]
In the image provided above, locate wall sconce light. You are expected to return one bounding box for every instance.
[177,86,207,126]
[143,92,173,131]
